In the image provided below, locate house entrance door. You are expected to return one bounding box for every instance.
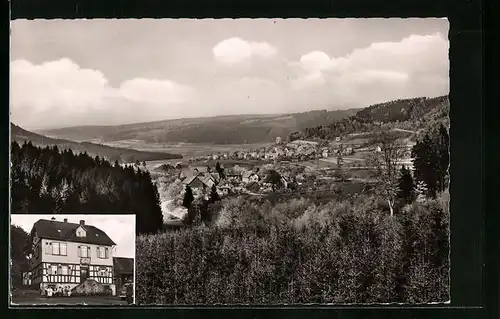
[80,267,89,283]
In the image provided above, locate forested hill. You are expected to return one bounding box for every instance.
[11,123,182,163]
[299,95,449,140]
[10,141,163,234]
[38,109,360,145]
[355,95,449,123]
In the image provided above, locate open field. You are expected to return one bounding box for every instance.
[103,140,270,159]
[146,158,269,172]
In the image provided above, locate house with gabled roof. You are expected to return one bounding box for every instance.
[27,217,118,296]
[242,172,259,184]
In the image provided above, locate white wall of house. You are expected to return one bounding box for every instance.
[41,239,114,266]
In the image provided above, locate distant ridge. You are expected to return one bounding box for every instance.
[39,109,360,145]
[11,123,182,163]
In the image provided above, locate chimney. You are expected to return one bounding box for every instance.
[79,220,85,226]
[64,218,68,223]
[51,217,56,221]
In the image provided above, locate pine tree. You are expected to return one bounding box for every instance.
[415,180,428,202]
[336,146,345,181]
[436,124,450,192]
[412,134,438,198]
[215,162,225,181]
[397,166,415,204]
[182,185,195,209]
[210,184,221,203]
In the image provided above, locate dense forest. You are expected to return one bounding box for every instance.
[10,141,163,234]
[297,95,449,141]
[137,191,449,304]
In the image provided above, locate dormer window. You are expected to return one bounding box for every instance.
[76,226,86,237]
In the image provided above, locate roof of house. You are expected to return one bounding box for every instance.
[182,175,199,185]
[199,174,216,188]
[31,219,116,246]
[113,257,134,275]
[193,166,209,173]
[209,172,221,181]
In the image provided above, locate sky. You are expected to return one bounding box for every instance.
[10,18,450,130]
[11,214,135,258]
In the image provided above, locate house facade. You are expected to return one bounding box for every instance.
[27,218,117,295]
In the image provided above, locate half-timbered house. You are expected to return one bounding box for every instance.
[27,217,117,295]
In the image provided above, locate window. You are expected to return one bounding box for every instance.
[52,242,59,255]
[76,226,86,237]
[80,245,89,258]
[60,243,67,255]
[51,265,57,275]
[47,242,67,256]
[98,247,109,259]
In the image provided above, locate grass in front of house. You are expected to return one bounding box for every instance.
[11,295,128,305]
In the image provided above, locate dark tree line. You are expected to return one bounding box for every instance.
[11,141,163,234]
[411,124,449,199]
[11,225,30,289]
[378,123,448,214]
[301,117,371,141]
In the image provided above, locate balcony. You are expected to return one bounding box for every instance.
[80,257,91,264]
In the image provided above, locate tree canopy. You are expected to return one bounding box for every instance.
[265,170,284,192]
[411,124,449,199]
[10,141,163,234]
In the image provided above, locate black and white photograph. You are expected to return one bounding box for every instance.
[10,18,450,305]
[10,214,135,305]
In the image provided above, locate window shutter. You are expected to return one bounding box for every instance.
[77,245,81,257]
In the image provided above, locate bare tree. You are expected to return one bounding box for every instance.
[367,132,406,217]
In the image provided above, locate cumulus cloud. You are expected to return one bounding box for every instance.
[119,78,193,104]
[291,32,449,104]
[10,58,194,129]
[10,32,449,129]
[212,37,277,64]
[11,59,109,113]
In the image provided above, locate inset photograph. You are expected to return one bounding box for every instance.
[10,214,135,306]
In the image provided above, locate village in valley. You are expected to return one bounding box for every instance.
[148,127,418,223]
